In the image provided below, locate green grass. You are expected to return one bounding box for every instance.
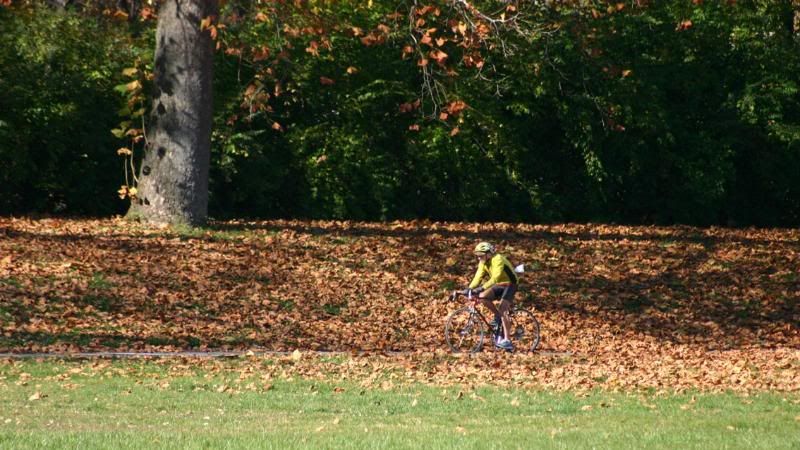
[0,360,798,449]
[0,277,22,288]
[322,303,343,316]
[88,272,113,290]
[169,224,254,242]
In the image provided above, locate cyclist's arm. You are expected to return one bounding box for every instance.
[467,261,486,289]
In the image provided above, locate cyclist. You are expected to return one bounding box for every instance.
[462,241,518,351]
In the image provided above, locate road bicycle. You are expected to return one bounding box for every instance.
[445,290,541,354]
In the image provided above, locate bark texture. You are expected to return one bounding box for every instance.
[128,0,217,226]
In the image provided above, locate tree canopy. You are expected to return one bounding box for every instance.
[1,0,798,226]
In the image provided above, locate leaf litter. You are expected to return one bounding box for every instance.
[0,217,798,392]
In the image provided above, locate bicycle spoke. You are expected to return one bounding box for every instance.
[445,307,485,353]
[509,309,540,352]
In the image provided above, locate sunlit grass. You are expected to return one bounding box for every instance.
[0,359,798,449]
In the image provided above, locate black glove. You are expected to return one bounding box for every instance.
[472,286,485,295]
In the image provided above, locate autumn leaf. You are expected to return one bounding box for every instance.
[462,54,485,69]
[677,20,693,31]
[429,49,448,66]
[248,45,271,61]
[139,7,155,20]
[200,16,212,30]
[306,41,320,56]
[398,99,421,114]
[125,80,142,92]
[360,34,384,46]
[445,100,468,116]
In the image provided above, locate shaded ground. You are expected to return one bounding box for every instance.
[1,218,798,391]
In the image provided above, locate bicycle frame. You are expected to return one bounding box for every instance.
[451,291,503,337]
[446,290,541,353]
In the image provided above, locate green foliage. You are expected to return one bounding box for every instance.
[0,4,148,215]
[2,1,799,225]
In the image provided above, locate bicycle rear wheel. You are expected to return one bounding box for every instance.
[509,308,541,352]
[444,307,486,354]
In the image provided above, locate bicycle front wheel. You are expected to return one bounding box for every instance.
[510,308,541,352]
[444,307,486,354]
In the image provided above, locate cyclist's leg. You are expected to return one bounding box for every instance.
[479,288,504,337]
[498,298,512,340]
[482,287,508,341]
[478,288,498,319]
[498,285,517,341]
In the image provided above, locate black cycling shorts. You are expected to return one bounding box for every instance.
[490,284,517,302]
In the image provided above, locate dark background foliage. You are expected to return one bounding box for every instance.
[1,1,798,226]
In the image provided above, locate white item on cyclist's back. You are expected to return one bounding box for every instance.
[514,264,524,274]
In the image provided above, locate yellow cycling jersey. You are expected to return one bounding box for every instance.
[468,253,518,290]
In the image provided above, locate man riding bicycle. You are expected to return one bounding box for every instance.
[462,241,518,351]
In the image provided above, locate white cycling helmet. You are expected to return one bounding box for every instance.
[474,241,495,255]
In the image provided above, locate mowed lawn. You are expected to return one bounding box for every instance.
[1,358,798,449]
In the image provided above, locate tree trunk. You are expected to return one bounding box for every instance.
[794,0,800,34]
[127,0,217,226]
